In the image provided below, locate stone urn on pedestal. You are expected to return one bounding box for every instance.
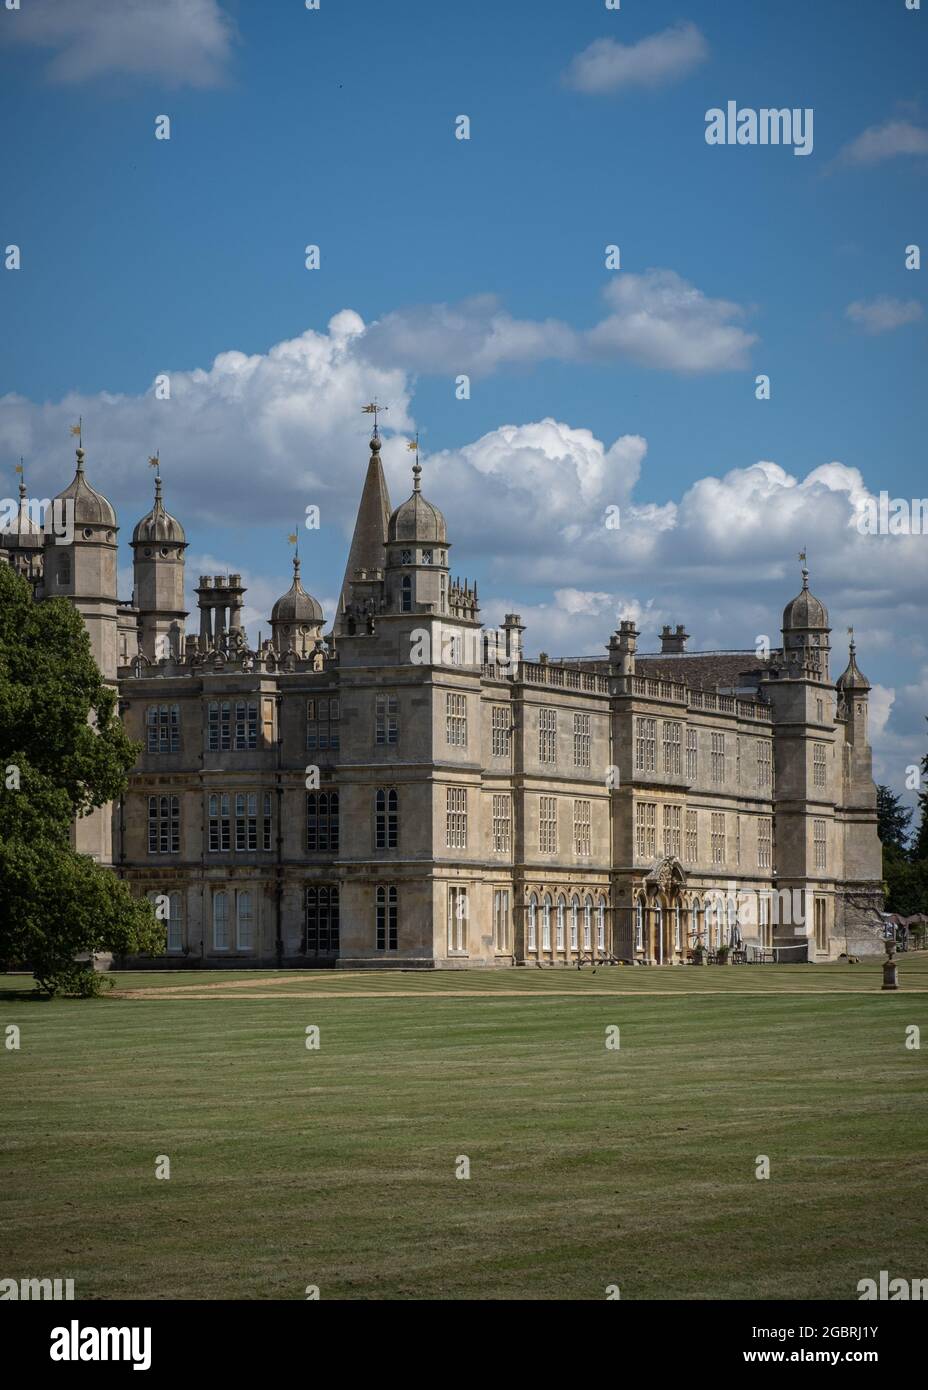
[881,936,899,991]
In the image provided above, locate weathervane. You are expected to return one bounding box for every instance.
[362,400,388,437]
[407,431,422,490]
[148,451,160,478]
[70,417,83,447]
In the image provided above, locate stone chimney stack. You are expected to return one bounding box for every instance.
[609,619,639,681]
[197,575,213,651]
[660,624,690,655]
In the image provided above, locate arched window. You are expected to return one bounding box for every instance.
[727,895,737,947]
[675,903,682,951]
[542,893,552,951]
[692,898,703,947]
[583,896,593,950]
[401,575,412,612]
[307,791,339,852]
[213,891,229,951]
[635,896,644,952]
[528,893,538,952]
[570,895,579,951]
[597,899,606,952]
[375,788,398,848]
[308,886,341,954]
[556,895,566,951]
[236,891,253,952]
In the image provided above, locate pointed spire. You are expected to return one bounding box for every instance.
[337,433,393,613]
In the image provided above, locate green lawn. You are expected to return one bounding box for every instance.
[1,960,927,1300]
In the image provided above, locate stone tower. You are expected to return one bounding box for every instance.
[46,446,119,685]
[835,634,881,912]
[46,446,120,863]
[131,472,187,661]
[384,452,451,617]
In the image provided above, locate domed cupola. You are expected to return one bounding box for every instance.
[132,474,186,545]
[383,443,452,617]
[836,632,870,694]
[387,457,447,545]
[45,438,120,679]
[781,556,831,680]
[54,446,117,530]
[782,565,829,633]
[271,554,324,657]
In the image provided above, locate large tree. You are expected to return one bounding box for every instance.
[876,784,913,853]
[912,721,928,863]
[0,564,161,994]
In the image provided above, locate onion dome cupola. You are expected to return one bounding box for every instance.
[132,474,187,546]
[836,632,870,694]
[54,446,118,531]
[387,457,448,547]
[782,571,829,633]
[46,445,119,608]
[781,557,831,679]
[271,553,324,658]
[0,467,44,584]
[385,440,451,616]
[836,632,871,739]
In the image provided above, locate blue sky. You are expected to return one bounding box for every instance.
[1,0,926,800]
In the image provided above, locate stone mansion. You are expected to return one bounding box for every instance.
[0,433,884,967]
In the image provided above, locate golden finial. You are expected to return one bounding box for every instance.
[408,431,422,490]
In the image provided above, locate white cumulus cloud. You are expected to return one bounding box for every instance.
[845,297,924,334]
[587,270,757,372]
[2,0,237,87]
[836,119,928,167]
[563,22,709,94]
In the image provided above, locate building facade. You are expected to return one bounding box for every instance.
[1,437,885,967]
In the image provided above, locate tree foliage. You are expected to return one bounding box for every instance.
[878,721,928,917]
[876,784,913,852]
[0,564,161,993]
